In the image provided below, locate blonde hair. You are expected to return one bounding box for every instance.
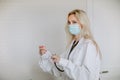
[65,9,101,57]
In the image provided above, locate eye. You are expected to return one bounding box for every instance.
[67,21,70,24]
[72,21,77,24]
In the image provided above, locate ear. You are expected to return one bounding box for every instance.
[81,24,83,29]
[78,22,83,29]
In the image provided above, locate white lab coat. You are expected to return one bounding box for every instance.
[39,37,101,80]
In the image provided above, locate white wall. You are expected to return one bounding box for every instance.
[0,0,120,80]
[0,0,86,80]
[91,0,120,80]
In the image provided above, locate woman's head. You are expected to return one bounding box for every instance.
[65,9,101,57]
[65,9,93,41]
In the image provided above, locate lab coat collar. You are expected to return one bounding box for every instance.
[71,37,85,46]
[67,37,85,59]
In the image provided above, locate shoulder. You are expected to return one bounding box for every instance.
[84,39,96,49]
[84,38,94,45]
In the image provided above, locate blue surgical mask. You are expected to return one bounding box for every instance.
[68,24,80,35]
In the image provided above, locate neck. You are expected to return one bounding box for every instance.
[73,35,80,42]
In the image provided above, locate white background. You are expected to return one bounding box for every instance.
[0,0,86,80]
[0,0,120,80]
[92,0,120,80]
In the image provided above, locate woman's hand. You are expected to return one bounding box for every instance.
[51,54,60,63]
[39,45,47,55]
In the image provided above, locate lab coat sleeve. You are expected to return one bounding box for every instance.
[39,51,61,77]
[58,42,100,80]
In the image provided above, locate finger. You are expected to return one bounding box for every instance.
[51,55,57,59]
[41,49,47,53]
[51,56,57,61]
[40,48,46,50]
[39,47,46,50]
[39,49,46,54]
[51,57,57,62]
[51,56,55,60]
[39,45,46,48]
[53,59,57,63]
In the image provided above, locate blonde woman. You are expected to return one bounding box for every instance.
[39,9,101,80]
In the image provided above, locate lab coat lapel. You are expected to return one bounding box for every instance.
[67,37,85,60]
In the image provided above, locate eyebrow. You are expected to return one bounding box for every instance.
[72,20,77,23]
[67,20,77,23]
[67,21,70,24]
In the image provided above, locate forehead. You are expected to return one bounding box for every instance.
[68,14,78,21]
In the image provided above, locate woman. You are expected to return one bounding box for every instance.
[39,9,101,80]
